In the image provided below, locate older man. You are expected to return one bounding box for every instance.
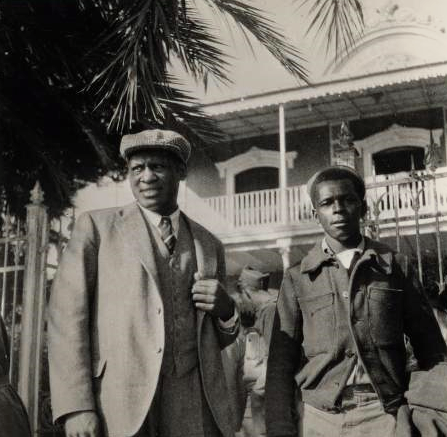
[266,165,447,437]
[48,129,238,437]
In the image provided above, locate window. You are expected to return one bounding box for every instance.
[373,146,425,175]
[235,167,279,193]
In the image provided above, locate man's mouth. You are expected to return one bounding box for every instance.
[140,188,160,196]
[332,220,349,227]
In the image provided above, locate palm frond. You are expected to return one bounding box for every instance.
[170,5,232,86]
[202,0,308,82]
[301,0,364,59]
[87,0,234,132]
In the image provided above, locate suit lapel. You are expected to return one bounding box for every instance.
[182,213,217,279]
[182,213,218,329]
[114,202,161,291]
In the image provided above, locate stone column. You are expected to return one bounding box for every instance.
[18,181,49,433]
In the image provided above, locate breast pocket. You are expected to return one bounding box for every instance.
[367,286,403,346]
[298,292,335,356]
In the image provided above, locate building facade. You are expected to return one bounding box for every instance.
[178,5,447,291]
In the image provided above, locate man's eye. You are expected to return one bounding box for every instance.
[345,196,358,203]
[132,166,143,174]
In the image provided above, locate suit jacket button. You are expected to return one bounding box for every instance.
[157,347,163,354]
[157,308,162,314]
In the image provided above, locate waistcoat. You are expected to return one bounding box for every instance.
[148,215,199,376]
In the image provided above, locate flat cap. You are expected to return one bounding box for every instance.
[120,129,191,164]
[239,266,270,290]
[307,165,365,206]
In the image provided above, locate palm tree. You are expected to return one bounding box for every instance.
[0,0,363,216]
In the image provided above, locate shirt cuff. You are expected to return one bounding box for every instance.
[218,307,239,330]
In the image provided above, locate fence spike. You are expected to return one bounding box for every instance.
[30,181,44,205]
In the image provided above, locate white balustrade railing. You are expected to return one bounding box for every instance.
[365,168,447,221]
[203,167,447,230]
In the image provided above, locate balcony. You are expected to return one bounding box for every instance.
[202,167,447,243]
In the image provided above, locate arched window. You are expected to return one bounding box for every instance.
[234,167,279,194]
[215,146,296,194]
[373,146,425,175]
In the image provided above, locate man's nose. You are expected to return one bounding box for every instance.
[140,166,157,182]
[332,200,345,212]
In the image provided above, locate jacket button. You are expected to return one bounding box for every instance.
[157,308,162,314]
[157,347,163,354]
[345,349,354,357]
[342,291,349,299]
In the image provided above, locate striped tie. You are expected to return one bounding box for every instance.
[159,216,176,255]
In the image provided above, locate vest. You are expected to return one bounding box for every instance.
[148,215,199,377]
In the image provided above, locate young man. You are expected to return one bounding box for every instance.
[48,129,238,437]
[265,165,447,437]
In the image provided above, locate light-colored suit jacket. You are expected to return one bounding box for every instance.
[48,202,236,437]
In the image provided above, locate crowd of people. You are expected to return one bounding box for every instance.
[1,127,447,436]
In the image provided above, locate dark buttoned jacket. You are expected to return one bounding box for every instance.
[266,237,447,437]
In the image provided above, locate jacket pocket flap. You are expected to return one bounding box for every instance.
[299,292,334,315]
[368,286,402,302]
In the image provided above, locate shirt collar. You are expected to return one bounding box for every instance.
[137,204,181,237]
[322,237,365,270]
[321,237,365,257]
[301,237,392,274]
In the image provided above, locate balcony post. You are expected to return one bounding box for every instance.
[278,238,293,271]
[279,246,291,271]
[279,103,289,224]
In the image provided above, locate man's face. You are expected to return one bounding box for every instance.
[128,150,186,215]
[314,178,365,247]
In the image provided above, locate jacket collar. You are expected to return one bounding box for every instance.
[301,236,393,275]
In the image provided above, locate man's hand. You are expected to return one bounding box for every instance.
[192,273,234,321]
[64,411,101,437]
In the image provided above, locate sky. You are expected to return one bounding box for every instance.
[172,0,447,104]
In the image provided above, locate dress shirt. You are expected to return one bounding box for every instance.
[322,237,365,270]
[138,205,181,238]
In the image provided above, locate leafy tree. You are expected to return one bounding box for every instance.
[0,0,363,217]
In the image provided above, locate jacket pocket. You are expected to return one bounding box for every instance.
[298,292,335,356]
[367,286,403,346]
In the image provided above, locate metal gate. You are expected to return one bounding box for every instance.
[0,182,72,436]
[364,166,447,295]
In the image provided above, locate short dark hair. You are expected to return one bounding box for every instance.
[310,167,365,206]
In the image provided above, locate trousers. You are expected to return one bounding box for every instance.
[133,366,221,437]
[300,385,397,437]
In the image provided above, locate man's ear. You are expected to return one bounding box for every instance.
[177,162,187,180]
[312,209,320,223]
